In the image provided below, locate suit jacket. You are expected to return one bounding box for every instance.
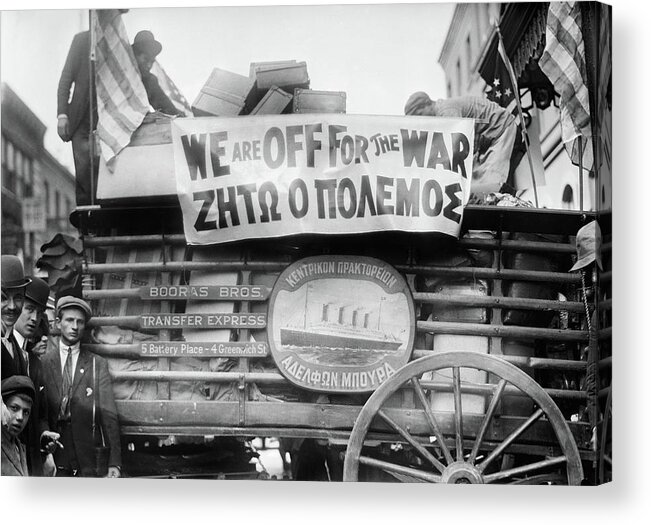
[1,334,27,380]
[24,350,50,476]
[142,71,182,116]
[1,430,29,476]
[57,31,97,138]
[41,338,121,476]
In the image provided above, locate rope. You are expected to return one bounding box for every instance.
[581,269,598,447]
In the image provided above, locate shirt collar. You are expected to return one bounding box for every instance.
[1,326,13,349]
[59,340,81,354]
[1,323,13,340]
[13,330,26,351]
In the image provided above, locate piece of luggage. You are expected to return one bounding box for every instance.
[292,88,346,114]
[252,61,310,94]
[192,68,257,117]
[249,86,293,115]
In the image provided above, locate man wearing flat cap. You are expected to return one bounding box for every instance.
[2,255,31,381]
[404,92,520,197]
[132,30,183,116]
[40,296,122,477]
[1,375,36,476]
[569,221,603,273]
[14,277,60,475]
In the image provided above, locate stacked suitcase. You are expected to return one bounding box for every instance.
[191,60,347,117]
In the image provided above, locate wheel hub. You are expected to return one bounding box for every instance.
[440,461,484,484]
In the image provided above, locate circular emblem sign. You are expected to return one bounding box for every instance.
[268,255,415,393]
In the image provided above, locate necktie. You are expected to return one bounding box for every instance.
[59,347,73,421]
[2,329,14,358]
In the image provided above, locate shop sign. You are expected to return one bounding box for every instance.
[139,285,271,301]
[140,341,268,357]
[139,313,266,329]
[22,197,46,232]
[267,255,415,393]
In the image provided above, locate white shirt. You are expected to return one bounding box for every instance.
[59,341,81,378]
[1,325,14,358]
[12,330,30,376]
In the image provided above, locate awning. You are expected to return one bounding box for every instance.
[478,2,550,86]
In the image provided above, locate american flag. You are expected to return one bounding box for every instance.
[92,9,150,165]
[151,61,193,117]
[485,29,521,126]
[539,2,593,171]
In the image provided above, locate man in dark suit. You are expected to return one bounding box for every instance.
[57,30,97,206]
[1,255,30,381]
[41,296,122,477]
[131,30,183,116]
[13,277,60,475]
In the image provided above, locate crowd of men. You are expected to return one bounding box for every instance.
[1,255,121,477]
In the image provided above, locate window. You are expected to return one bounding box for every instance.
[15,149,24,198]
[55,189,61,219]
[478,4,489,42]
[22,156,33,198]
[4,141,16,193]
[562,185,574,210]
[7,141,14,171]
[1,134,6,166]
[456,59,462,97]
[15,148,23,179]
[466,35,472,74]
[43,180,50,216]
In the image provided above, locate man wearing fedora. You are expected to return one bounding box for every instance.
[14,277,61,475]
[2,255,31,381]
[41,296,122,477]
[132,30,183,116]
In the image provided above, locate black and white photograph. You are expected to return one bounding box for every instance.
[0,0,621,511]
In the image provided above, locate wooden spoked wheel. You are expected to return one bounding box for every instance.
[343,352,583,484]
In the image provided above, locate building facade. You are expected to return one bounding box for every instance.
[438,2,611,211]
[2,83,77,274]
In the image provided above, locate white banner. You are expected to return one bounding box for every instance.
[22,197,46,232]
[172,114,474,245]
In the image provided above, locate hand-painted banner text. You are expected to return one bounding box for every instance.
[172,114,474,244]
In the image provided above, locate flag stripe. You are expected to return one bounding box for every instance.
[93,9,150,165]
[151,60,192,116]
[95,63,145,132]
[541,29,590,130]
[96,24,148,111]
[539,1,593,171]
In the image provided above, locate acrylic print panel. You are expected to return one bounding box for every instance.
[0,1,611,486]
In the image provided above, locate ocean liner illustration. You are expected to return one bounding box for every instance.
[280,285,402,351]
